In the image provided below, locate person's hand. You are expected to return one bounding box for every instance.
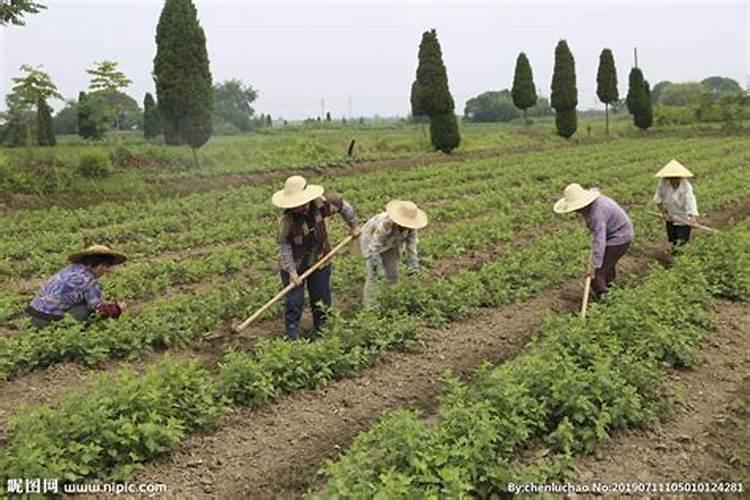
[586,262,595,280]
[350,226,362,238]
[289,271,303,287]
[117,302,128,311]
[664,213,674,222]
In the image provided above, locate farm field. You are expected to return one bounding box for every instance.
[0,126,749,497]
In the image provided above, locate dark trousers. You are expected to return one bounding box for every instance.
[26,303,90,328]
[592,241,630,298]
[279,264,332,340]
[666,222,691,247]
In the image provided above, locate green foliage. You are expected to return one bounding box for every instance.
[411,29,455,118]
[429,112,461,153]
[77,151,113,178]
[77,91,106,140]
[464,90,521,123]
[701,76,742,96]
[11,64,61,106]
[626,68,653,130]
[0,0,45,25]
[212,79,257,133]
[0,358,223,483]
[154,0,213,149]
[596,48,618,134]
[511,52,537,120]
[143,92,161,139]
[36,97,55,146]
[52,100,79,135]
[550,40,578,138]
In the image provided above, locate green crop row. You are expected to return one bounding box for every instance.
[316,218,750,498]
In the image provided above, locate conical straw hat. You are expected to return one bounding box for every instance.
[272,176,325,208]
[386,200,428,229]
[655,159,694,178]
[553,183,600,214]
[68,245,127,265]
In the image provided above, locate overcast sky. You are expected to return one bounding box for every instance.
[1,0,748,119]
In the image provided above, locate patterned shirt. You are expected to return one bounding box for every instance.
[278,196,357,273]
[360,212,419,270]
[29,263,105,318]
[653,178,699,225]
[584,196,634,269]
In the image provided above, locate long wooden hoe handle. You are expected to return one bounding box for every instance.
[580,252,593,320]
[232,233,357,333]
[648,211,718,233]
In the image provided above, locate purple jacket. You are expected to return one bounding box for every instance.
[584,196,633,269]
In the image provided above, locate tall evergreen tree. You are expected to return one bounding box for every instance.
[626,67,653,130]
[511,52,537,129]
[410,29,460,153]
[143,92,160,139]
[35,97,55,146]
[77,91,104,140]
[154,0,213,161]
[550,40,578,138]
[596,48,618,135]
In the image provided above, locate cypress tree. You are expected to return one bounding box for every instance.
[326,111,331,122]
[626,67,653,130]
[511,52,537,129]
[596,48,618,135]
[36,97,50,146]
[266,114,272,127]
[154,0,213,160]
[550,40,578,138]
[411,29,460,153]
[143,92,160,139]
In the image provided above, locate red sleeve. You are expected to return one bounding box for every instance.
[94,303,122,319]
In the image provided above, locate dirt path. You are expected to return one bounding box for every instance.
[573,301,750,486]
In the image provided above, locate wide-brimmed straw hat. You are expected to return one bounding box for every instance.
[553,184,600,214]
[655,159,694,178]
[68,245,128,265]
[272,175,325,209]
[386,200,428,229]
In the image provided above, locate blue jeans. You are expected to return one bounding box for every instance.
[280,264,332,340]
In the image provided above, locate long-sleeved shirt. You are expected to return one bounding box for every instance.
[584,196,634,269]
[28,263,121,319]
[653,178,699,225]
[360,212,419,270]
[278,196,357,273]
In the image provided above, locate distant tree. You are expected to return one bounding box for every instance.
[154,0,213,162]
[464,90,520,122]
[143,92,161,139]
[11,64,62,145]
[77,91,105,140]
[326,111,332,122]
[36,97,55,146]
[1,92,34,146]
[52,100,78,135]
[266,114,272,127]
[626,67,653,130]
[86,60,133,130]
[411,29,460,152]
[0,0,46,26]
[511,52,537,129]
[596,48,618,135]
[212,79,256,132]
[658,82,709,106]
[650,80,672,104]
[550,40,578,138]
[701,76,742,97]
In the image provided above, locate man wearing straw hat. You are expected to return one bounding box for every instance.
[25,245,128,328]
[653,159,699,250]
[554,184,633,299]
[360,200,428,306]
[273,175,360,340]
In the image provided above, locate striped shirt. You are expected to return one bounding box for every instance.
[584,196,634,269]
[29,263,104,318]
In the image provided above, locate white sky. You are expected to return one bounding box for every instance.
[1,0,748,119]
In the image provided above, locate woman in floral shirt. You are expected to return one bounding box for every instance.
[25,245,127,328]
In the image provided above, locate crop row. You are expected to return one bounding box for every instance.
[316,217,750,498]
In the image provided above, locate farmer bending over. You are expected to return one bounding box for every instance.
[360,200,428,306]
[554,184,633,299]
[653,159,699,251]
[273,175,359,340]
[25,245,127,328]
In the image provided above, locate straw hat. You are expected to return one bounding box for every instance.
[553,184,600,214]
[68,245,127,265]
[386,200,428,229]
[272,176,325,209]
[655,159,694,178]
